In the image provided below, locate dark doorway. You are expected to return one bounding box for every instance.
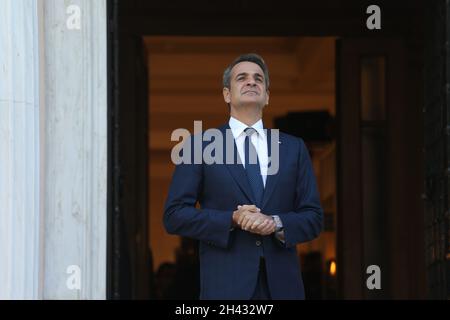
[145,35,337,300]
[337,38,424,298]
[107,0,428,299]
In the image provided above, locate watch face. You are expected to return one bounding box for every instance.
[272,215,283,232]
[275,217,282,227]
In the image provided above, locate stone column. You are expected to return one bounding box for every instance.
[0,0,108,299]
[0,0,42,300]
[41,0,107,299]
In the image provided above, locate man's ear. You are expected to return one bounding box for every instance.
[223,87,231,104]
[265,89,270,106]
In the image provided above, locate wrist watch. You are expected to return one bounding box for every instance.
[271,215,284,232]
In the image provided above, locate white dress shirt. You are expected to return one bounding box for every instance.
[228,116,285,243]
[228,116,268,187]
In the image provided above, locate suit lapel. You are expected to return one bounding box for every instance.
[261,128,285,209]
[218,124,256,204]
[217,124,286,208]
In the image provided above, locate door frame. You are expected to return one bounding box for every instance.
[106,0,425,299]
[336,38,424,299]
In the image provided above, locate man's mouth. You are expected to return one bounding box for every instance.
[243,90,259,95]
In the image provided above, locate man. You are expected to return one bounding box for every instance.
[164,53,323,300]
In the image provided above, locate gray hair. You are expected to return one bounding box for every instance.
[222,53,270,89]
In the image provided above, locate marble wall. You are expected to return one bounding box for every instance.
[0,0,107,299]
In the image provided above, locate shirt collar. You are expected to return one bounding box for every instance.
[229,116,265,139]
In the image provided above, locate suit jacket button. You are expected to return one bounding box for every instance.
[256,240,261,246]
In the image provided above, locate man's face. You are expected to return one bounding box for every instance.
[223,61,269,109]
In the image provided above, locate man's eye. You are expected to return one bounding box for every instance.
[256,78,263,82]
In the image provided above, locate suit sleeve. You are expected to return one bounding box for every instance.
[276,138,324,248]
[163,138,234,249]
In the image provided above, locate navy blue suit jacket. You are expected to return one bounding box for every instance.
[164,124,323,300]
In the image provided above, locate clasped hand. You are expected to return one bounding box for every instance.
[232,204,276,236]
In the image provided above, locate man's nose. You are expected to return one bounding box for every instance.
[246,79,256,86]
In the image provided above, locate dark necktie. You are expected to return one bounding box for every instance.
[244,128,264,206]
